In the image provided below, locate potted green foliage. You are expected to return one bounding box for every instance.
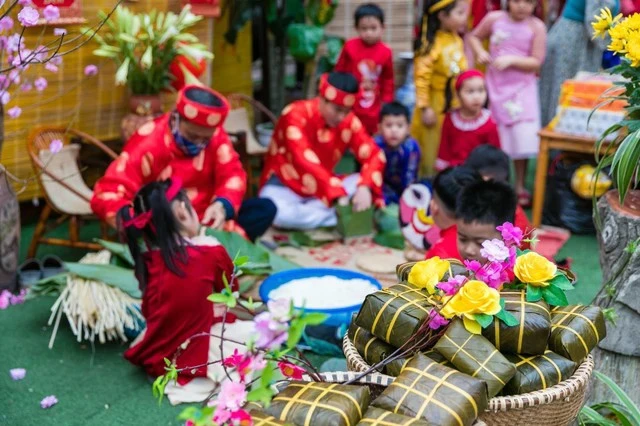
[90,4,213,115]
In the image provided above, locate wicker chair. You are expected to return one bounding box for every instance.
[26,127,118,258]
[224,93,278,197]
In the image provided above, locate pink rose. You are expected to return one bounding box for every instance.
[480,239,510,262]
[17,6,39,27]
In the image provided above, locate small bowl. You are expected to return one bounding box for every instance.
[259,268,382,327]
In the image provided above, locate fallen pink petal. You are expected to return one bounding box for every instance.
[40,395,58,409]
[10,368,26,381]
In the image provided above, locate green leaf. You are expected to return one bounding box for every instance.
[301,312,328,326]
[590,402,637,426]
[96,239,134,267]
[63,262,140,298]
[207,293,231,304]
[595,371,640,421]
[550,273,574,291]
[542,285,569,307]
[206,229,300,275]
[495,309,519,327]
[234,255,250,267]
[474,313,494,328]
[260,361,275,387]
[611,129,640,203]
[373,231,405,250]
[247,387,274,405]
[240,299,263,311]
[579,406,619,426]
[287,322,305,349]
[526,284,543,302]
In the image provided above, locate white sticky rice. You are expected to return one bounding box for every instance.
[268,275,378,310]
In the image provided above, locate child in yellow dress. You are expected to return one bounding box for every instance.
[411,0,469,176]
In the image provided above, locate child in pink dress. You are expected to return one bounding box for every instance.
[467,0,546,206]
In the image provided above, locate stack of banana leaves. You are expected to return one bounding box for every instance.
[30,230,299,348]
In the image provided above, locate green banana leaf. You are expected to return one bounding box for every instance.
[63,262,141,299]
[29,273,68,298]
[96,239,135,267]
[374,231,405,250]
[206,230,299,274]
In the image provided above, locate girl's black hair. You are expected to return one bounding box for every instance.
[414,0,458,55]
[117,179,192,291]
[443,76,491,114]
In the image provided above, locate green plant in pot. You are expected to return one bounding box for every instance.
[89,5,213,115]
[587,8,640,407]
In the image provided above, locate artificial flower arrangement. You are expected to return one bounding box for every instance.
[407,222,573,335]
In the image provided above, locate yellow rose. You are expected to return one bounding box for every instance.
[440,280,501,334]
[514,252,557,287]
[407,257,450,294]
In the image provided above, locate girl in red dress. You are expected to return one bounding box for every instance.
[119,178,253,404]
[435,69,501,171]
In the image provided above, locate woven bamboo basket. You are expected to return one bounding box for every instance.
[342,334,594,426]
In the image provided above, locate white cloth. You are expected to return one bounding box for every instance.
[164,320,254,405]
[259,174,360,230]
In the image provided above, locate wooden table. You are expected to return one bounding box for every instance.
[532,129,613,228]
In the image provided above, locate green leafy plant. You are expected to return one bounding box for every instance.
[591,9,640,204]
[579,371,640,425]
[89,5,213,95]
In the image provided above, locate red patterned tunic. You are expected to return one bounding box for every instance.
[260,98,386,206]
[91,113,247,224]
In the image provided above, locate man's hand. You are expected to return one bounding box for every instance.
[421,107,437,127]
[351,186,372,212]
[202,201,227,229]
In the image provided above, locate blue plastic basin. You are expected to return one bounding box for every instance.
[259,268,382,327]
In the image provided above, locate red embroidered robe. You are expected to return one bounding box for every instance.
[91,114,247,223]
[260,98,386,207]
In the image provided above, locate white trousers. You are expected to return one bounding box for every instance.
[259,174,360,230]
